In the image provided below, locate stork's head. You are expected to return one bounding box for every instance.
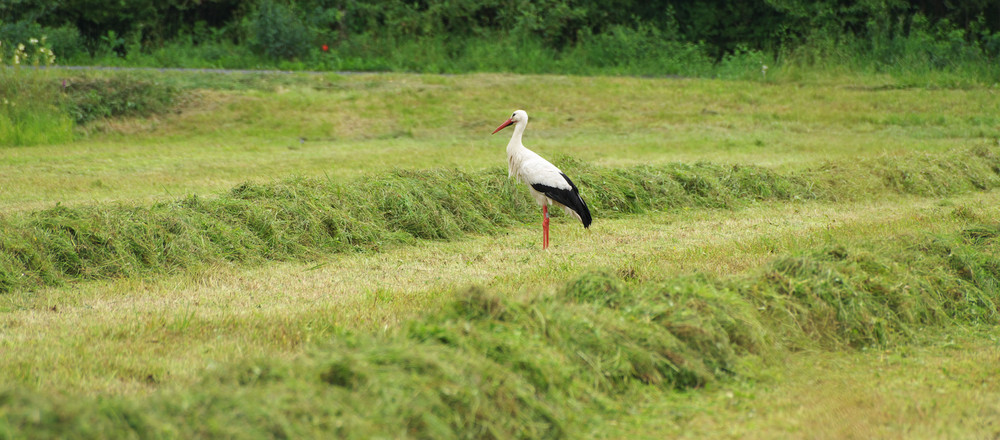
[491,110,528,134]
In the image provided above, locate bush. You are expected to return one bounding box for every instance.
[0,20,43,59]
[248,0,310,60]
[40,24,84,61]
[717,44,771,80]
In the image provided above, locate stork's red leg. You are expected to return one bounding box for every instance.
[542,205,550,249]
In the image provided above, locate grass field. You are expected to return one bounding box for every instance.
[3,71,998,211]
[1,70,999,438]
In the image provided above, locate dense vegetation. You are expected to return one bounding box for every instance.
[1,0,999,77]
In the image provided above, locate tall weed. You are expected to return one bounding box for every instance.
[0,37,73,146]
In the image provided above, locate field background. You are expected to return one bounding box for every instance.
[3,1,1000,438]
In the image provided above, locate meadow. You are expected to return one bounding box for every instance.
[1,69,1000,438]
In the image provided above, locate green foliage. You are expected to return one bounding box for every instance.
[0,20,83,62]
[566,24,714,76]
[37,24,84,61]
[96,30,126,57]
[7,0,1000,80]
[717,45,772,80]
[113,39,262,69]
[0,20,40,58]
[248,0,311,60]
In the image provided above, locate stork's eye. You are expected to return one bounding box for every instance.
[511,113,516,118]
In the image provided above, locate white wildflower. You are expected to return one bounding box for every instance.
[18,43,24,51]
[29,38,38,44]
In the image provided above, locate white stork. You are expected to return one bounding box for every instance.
[492,110,592,249]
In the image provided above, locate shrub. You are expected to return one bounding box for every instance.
[40,24,84,61]
[248,0,311,60]
[0,20,42,59]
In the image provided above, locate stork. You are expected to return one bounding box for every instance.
[492,110,592,249]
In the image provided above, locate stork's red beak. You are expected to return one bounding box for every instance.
[491,118,514,134]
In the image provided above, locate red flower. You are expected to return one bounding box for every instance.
[321,44,329,52]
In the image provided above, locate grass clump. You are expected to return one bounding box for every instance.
[61,74,179,124]
[745,236,1000,349]
[2,147,1000,293]
[2,223,999,438]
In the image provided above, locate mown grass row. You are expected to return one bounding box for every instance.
[2,221,998,438]
[1,146,998,294]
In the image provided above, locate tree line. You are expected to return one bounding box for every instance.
[1,0,997,73]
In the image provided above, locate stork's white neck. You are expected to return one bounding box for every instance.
[505,121,531,181]
[505,120,527,154]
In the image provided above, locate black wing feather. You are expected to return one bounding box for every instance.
[531,173,592,228]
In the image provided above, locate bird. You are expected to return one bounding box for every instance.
[492,110,592,249]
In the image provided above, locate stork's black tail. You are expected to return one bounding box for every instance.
[573,194,593,228]
[532,173,592,228]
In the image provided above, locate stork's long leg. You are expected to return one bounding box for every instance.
[542,205,550,249]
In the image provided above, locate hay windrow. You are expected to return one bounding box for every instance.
[2,224,998,438]
[1,147,998,293]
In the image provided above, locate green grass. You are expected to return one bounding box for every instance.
[0,69,74,147]
[2,70,1000,438]
[0,105,73,146]
[3,71,1000,211]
